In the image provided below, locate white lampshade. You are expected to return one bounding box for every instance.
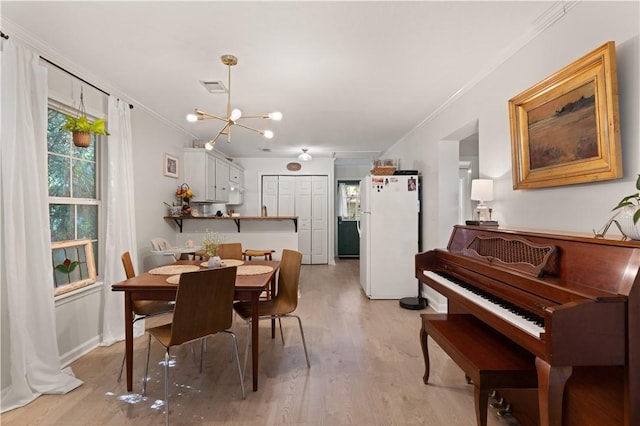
[471,179,494,202]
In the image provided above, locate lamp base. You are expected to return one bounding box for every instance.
[466,220,499,226]
[399,296,427,310]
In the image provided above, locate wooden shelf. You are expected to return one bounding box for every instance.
[164,215,298,233]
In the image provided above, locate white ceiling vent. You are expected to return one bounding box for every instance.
[200,80,227,94]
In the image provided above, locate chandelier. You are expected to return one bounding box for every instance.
[186,54,282,150]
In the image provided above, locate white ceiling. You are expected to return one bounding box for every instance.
[2,1,555,161]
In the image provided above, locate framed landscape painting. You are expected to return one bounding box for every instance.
[509,41,622,189]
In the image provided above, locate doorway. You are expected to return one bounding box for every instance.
[337,180,360,258]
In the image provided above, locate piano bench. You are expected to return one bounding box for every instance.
[420,313,538,426]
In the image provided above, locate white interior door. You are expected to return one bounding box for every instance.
[295,177,312,264]
[262,176,278,216]
[278,176,295,216]
[311,176,328,264]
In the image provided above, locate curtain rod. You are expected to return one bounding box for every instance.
[1,30,9,40]
[40,57,133,109]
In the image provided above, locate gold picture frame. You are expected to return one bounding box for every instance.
[163,153,179,178]
[509,41,622,190]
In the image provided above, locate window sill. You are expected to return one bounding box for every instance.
[55,280,103,306]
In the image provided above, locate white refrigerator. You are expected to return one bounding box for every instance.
[358,174,420,299]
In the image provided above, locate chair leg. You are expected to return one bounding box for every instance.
[242,319,252,382]
[143,334,152,395]
[164,349,170,426]
[224,330,246,399]
[290,314,310,368]
[278,317,284,345]
[117,351,126,383]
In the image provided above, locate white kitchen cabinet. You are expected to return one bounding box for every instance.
[228,164,244,205]
[215,158,229,202]
[183,149,235,203]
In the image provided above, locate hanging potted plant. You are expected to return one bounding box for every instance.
[59,88,110,147]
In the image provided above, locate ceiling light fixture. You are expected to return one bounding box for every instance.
[186,54,282,150]
[298,149,312,161]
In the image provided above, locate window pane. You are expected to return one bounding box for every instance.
[48,154,70,197]
[77,205,98,240]
[50,204,74,241]
[72,159,95,198]
[47,109,70,154]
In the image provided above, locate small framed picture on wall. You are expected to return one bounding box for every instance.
[164,153,179,178]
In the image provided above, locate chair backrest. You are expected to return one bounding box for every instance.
[170,267,237,346]
[218,242,243,260]
[273,249,303,314]
[121,251,136,279]
[150,238,171,251]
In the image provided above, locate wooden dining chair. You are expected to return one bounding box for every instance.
[142,267,244,425]
[218,242,244,260]
[233,249,309,378]
[242,249,275,261]
[117,252,174,383]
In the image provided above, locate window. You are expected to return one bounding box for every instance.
[47,107,100,284]
[338,182,360,220]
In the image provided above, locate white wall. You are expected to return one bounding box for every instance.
[386,1,639,250]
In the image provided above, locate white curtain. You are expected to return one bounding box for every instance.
[338,183,348,218]
[100,96,140,346]
[0,39,83,413]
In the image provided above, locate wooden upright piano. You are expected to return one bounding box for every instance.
[415,225,640,426]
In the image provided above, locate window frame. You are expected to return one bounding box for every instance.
[47,100,105,293]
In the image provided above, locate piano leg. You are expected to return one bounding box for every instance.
[420,326,430,384]
[535,357,572,426]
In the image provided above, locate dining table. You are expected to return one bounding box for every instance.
[111,259,279,393]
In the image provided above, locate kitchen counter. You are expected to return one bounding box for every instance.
[164,215,298,233]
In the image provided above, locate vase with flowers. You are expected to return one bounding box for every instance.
[202,230,223,268]
[176,183,194,215]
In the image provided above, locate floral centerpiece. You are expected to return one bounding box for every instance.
[176,183,193,205]
[202,230,223,267]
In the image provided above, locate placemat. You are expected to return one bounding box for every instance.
[166,274,181,284]
[200,259,245,268]
[148,264,201,275]
[236,265,274,276]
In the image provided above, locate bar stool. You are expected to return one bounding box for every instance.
[243,249,276,299]
[242,249,275,261]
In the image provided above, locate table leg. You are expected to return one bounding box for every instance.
[251,292,260,392]
[124,293,134,392]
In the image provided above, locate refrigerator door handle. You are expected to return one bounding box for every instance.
[356,219,361,237]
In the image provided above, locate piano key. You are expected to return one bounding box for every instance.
[424,270,545,338]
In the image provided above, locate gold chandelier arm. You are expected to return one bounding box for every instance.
[196,110,227,122]
[239,114,269,119]
[233,121,263,134]
[211,122,232,144]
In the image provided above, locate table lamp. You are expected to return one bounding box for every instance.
[471,179,494,222]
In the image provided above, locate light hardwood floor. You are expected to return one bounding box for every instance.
[1,259,519,425]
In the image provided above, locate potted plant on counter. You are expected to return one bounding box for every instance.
[202,230,223,268]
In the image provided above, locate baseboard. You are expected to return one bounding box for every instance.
[59,335,101,368]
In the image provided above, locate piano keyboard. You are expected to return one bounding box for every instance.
[424,270,545,338]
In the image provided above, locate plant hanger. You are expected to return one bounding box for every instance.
[59,85,110,148]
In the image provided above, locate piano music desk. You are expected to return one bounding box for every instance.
[421,313,538,426]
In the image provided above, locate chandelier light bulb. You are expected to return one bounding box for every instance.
[268,111,283,121]
[205,141,215,150]
[230,108,242,121]
[186,113,199,122]
[263,130,274,139]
